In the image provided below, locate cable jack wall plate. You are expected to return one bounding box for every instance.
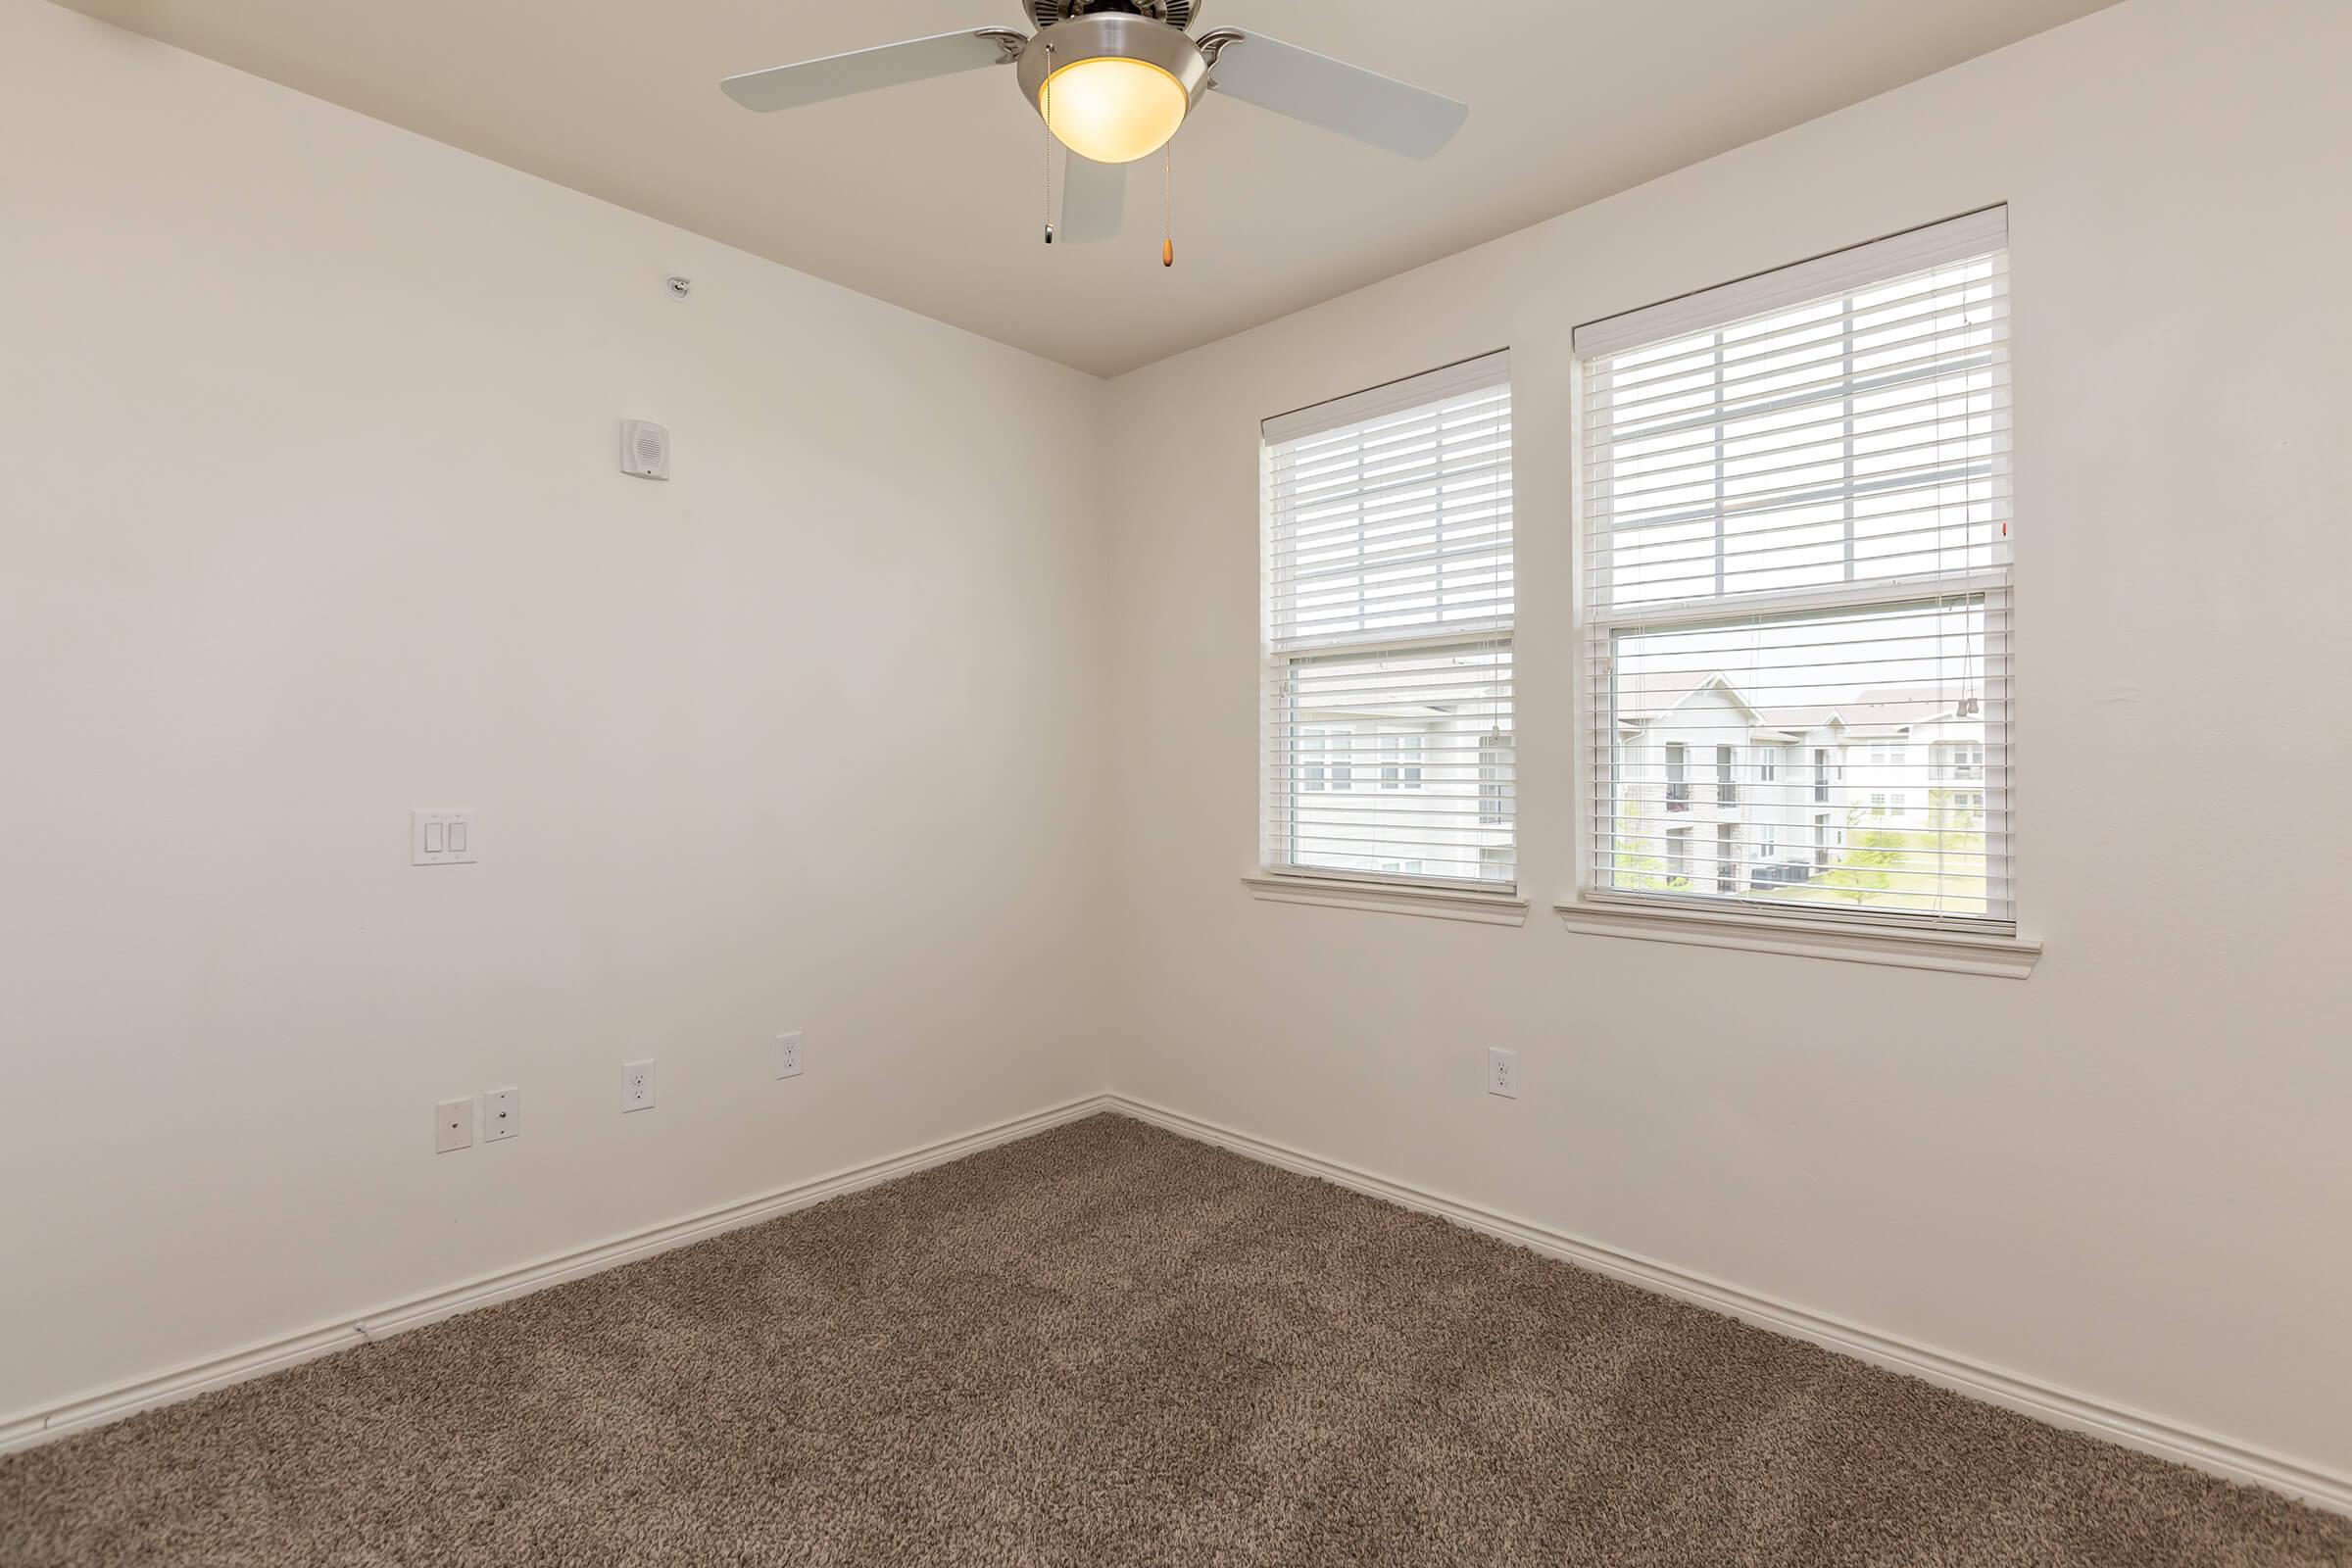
[482,1087,519,1142]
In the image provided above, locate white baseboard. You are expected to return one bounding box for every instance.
[1102,1093,2352,1519]
[11,1088,2345,1524]
[0,1094,1113,1455]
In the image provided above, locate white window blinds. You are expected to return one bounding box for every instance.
[1578,210,2013,930]
[1263,353,1514,888]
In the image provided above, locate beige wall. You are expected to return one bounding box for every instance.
[1102,0,2352,1477]
[7,0,2349,1497]
[0,2,1109,1421]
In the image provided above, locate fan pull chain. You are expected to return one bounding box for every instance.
[1041,43,1056,245]
[1161,144,1174,268]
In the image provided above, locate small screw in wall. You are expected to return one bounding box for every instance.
[666,275,692,298]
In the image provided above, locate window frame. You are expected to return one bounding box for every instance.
[1255,352,1522,906]
[1560,210,2036,974]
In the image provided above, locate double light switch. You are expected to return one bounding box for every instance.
[412,809,478,866]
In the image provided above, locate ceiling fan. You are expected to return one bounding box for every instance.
[720,1,1468,248]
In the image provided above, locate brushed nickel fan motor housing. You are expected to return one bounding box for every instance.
[1024,1,1202,29]
[1015,12,1213,135]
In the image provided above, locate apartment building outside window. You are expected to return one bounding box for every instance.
[1579,210,2014,930]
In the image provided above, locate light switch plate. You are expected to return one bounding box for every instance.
[482,1086,519,1142]
[412,809,478,866]
[434,1098,474,1152]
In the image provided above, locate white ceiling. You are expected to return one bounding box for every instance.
[58,0,2116,377]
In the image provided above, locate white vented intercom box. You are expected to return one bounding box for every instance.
[619,419,670,480]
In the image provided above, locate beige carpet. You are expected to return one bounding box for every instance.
[3,1114,2346,1567]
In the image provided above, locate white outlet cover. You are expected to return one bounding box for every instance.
[622,1058,656,1113]
[412,809,478,867]
[482,1086,519,1142]
[776,1031,803,1080]
[434,1098,474,1153]
[1487,1047,1520,1100]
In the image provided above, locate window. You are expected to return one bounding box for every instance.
[1759,749,1778,783]
[1478,732,1514,825]
[1263,354,1514,887]
[1581,210,2012,931]
[1379,733,1424,790]
[1936,789,1985,822]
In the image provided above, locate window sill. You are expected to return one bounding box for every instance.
[1552,899,2040,979]
[1245,874,1530,927]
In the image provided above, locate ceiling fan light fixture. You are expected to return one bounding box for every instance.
[1017,13,1209,166]
[1041,56,1188,164]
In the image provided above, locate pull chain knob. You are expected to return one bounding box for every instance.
[1161,144,1174,269]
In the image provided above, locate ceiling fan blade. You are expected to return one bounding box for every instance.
[1059,153,1129,245]
[1205,32,1467,158]
[721,30,1018,113]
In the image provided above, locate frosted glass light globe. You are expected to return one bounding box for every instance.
[1040,56,1189,164]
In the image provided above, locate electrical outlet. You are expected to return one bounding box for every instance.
[482,1086,519,1142]
[776,1030,803,1080]
[1487,1047,1520,1100]
[434,1098,474,1153]
[622,1058,655,1113]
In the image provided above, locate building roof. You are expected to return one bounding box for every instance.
[1615,674,1977,736]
